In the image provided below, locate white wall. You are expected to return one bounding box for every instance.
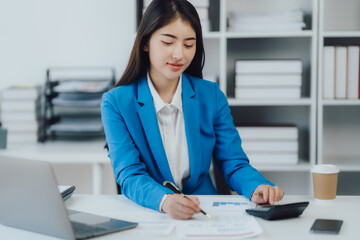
[0,0,135,194]
[0,0,136,90]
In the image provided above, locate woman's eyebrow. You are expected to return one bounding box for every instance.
[161,33,196,41]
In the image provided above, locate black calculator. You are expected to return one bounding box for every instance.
[246,201,309,220]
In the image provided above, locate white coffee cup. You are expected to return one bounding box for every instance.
[311,164,340,200]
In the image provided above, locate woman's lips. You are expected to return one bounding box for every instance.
[168,63,184,71]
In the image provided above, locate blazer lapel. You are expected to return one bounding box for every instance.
[182,74,201,193]
[137,76,174,183]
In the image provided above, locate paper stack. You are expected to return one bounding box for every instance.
[228,9,306,32]
[0,85,43,144]
[237,125,299,165]
[143,0,210,32]
[235,60,302,99]
[323,45,360,99]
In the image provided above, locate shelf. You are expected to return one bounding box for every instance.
[322,31,360,37]
[254,159,311,172]
[228,98,313,106]
[322,157,360,172]
[322,100,360,106]
[226,30,314,38]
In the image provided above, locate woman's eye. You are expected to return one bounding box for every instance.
[185,44,193,48]
[161,41,172,45]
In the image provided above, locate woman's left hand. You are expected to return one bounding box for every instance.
[251,185,284,205]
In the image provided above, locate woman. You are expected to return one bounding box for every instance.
[101,0,283,220]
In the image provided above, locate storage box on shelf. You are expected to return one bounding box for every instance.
[227,8,306,32]
[234,60,303,99]
[237,125,299,165]
[231,106,310,167]
[226,37,313,100]
[0,85,44,145]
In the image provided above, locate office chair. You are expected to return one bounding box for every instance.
[104,143,122,194]
[213,162,231,195]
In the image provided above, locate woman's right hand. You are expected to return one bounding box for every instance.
[161,194,201,220]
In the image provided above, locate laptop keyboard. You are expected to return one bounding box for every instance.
[71,221,107,238]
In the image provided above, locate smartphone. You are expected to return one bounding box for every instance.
[310,219,343,234]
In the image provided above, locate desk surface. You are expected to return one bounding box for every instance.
[1,194,358,240]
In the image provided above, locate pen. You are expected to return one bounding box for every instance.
[163,181,211,218]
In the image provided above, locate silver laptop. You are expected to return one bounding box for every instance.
[0,156,138,239]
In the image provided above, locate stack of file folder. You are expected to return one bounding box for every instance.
[235,60,302,99]
[237,125,299,165]
[228,9,306,32]
[44,67,115,140]
[0,84,44,144]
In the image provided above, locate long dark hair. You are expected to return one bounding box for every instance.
[115,0,205,86]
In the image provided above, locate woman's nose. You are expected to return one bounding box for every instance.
[172,44,183,60]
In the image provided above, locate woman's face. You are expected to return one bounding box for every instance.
[145,17,196,84]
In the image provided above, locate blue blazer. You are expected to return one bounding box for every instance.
[101,73,273,211]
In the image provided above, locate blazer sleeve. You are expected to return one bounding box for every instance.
[101,92,173,211]
[212,84,274,200]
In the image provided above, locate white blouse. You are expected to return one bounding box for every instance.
[147,73,190,211]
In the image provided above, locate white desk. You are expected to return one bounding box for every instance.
[0,140,109,194]
[1,195,359,240]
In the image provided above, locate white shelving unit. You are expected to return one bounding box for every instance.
[207,0,317,160]
[317,0,360,194]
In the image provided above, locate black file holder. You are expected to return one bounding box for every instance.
[42,67,115,142]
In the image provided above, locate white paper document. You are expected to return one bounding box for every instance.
[53,80,112,93]
[176,196,262,239]
[110,195,262,239]
[52,97,102,107]
[49,118,103,132]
